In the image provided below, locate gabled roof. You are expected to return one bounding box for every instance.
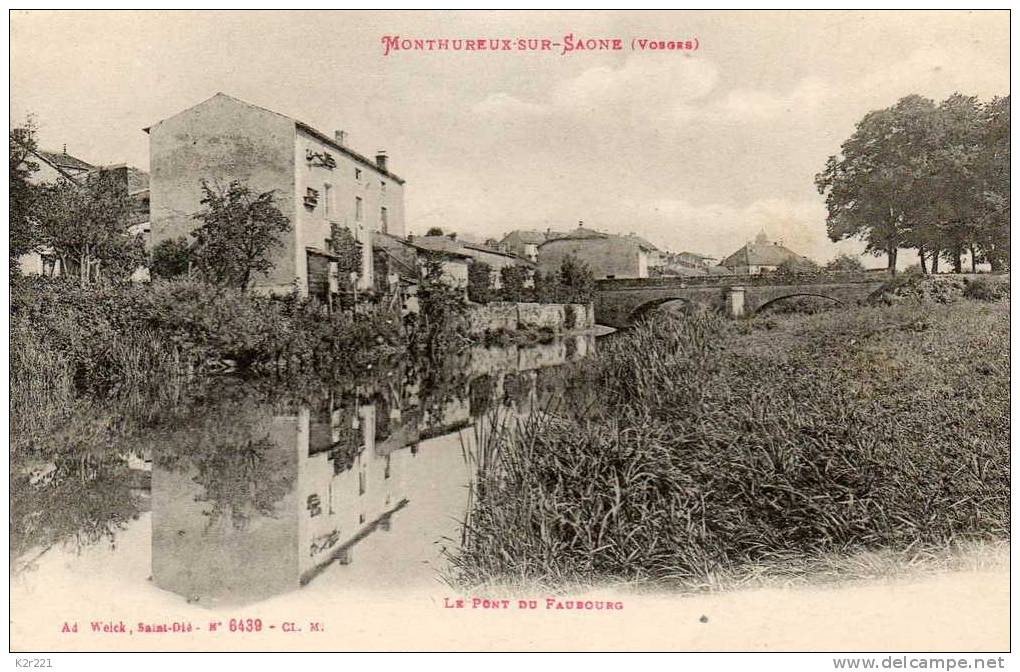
[719,240,810,268]
[623,233,660,252]
[144,92,405,185]
[539,227,656,252]
[36,149,94,173]
[462,241,534,264]
[501,230,549,245]
[676,251,716,260]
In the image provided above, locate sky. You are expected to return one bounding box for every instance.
[10,10,1010,265]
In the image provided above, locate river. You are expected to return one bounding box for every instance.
[10,333,597,613]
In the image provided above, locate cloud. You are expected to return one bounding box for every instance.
[711,76,833,123]
[471,54,718,130]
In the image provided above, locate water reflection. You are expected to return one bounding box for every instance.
[13,334,595,607]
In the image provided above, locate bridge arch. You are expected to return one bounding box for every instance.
[752,292,843,315]
[628,296,716,324]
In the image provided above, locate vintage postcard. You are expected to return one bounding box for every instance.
[8,9,1010,657]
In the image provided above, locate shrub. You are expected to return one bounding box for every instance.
[825,254,865,272]
[150,237,192,279]
[10,276,407,392]
[563,303,577,330]
[467,261,494,304]
[498,265,527,302]
[963,276,1009,301]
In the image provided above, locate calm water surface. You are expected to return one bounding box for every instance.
[12,335,596,608]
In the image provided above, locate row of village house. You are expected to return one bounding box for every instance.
[19,92,816,294]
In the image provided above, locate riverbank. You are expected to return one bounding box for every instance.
[449,291,1010,590]
[10,276,594,397]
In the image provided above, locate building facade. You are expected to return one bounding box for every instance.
[412,235,531,288]
[537,227,652,280]
[147,93,405,294]
[16,149,150,278]
[718,231,813,274]
[499,230,550,262]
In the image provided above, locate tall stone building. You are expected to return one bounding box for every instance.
[146,93,406,294]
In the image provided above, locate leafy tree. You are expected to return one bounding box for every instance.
[425,226,445,236]
[774,257,821,276]
[928,94,985,273]
[35,171,144,285]
[825,254,865,272]
[467,260,494,303]
[974,95,1010,271]
[499,265,527,302]
[815,95,939,275]
[150,236,193,279]
[190,180,291,290]
[557,255,596,303]
[329,223,361,288]
[412,254,470,357]
[10,118,41,268]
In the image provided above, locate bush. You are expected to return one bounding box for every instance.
[563,303,577,330]
[150,237,192,279]
[10,276,406,393]
[825,254,865,272]
[467,261,494,304]
[963,277,1009,301]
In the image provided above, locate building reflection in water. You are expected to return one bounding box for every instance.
[150,334,595,606]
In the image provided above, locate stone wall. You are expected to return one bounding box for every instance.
[468,302,594,335]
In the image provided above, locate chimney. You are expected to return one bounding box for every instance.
[375,151,388,172]
[334,130,347,147]
[62,144,67,154]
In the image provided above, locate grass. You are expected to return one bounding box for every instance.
[446,294,1010,590]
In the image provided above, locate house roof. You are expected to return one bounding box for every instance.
[36,149,94,173]
[676,251,716,260]
[539,227,656,252]
[719,241,810,268]
[144,92,405,185]
[624,233,660,251]
[462,241,534,264]
[502,230,549,245]
[385,234,471,260]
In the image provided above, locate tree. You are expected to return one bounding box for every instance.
[557,255,596,303]
[499,265,526,302]
[35,171,144,285]
[816,95,940,275]
[927,94,985,273]
[974,95,1010,271]
[190,180,291,290]
[150,237,193,279]
[413,254,470,357]
[425,226,445,236]
[467,260,494,303]
[329,223,361,288]
[10,118,41,268]
[774,257,821,276]
[825,254,865,272]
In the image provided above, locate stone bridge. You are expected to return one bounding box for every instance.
[594,273,890,328]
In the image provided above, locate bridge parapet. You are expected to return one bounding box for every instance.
[596,270,890,291]
[594,273,890,328]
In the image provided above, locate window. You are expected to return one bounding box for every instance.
[323,183,333,216]
[355,168,362,181]
[304,187,318,208]
[380,180,386,192]
[355,197,363,222]
[380,206,388,234]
